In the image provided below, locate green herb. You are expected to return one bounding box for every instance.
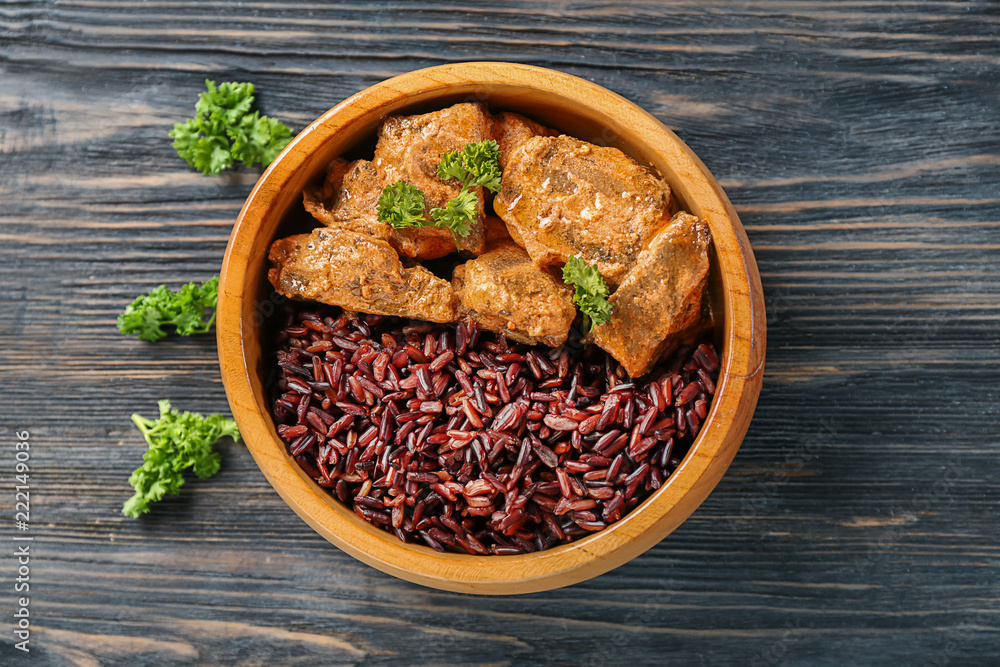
[117,276,219,342]
[429,189,478,241]
[431,140,502,240]
[169,79,293,176]
[436,140,503,193]
[122,401,240,518]
[562,255,614,331]
[377,181,427,228]
[375,140,503,248]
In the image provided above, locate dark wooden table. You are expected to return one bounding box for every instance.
[3,2,998,665]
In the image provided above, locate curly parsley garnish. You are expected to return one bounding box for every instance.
[429,189,479,241]
[117,277,219,342]
[169,80,293,176]
[376,140,503,248]
[376,181,427,228]
[562,255,614,331]
[436,140,503,194]
[432,140,502,239]
[122,400,241,518]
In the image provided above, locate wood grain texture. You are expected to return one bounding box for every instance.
[1,0,998,664]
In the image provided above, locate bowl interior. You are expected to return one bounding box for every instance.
[250,83,728,405]
[221,63,764,594]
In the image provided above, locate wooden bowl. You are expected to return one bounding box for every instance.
[218,62,765,594]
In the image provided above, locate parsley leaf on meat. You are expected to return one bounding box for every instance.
[443,139,503,192]
[429,189,478,240]
[377,181,427,228]
[562,255,614,331]
[170,80,293,177]
[432,140,502,240]
[117,276,219,342]
[122,400,241,518]
[375,140,503,249]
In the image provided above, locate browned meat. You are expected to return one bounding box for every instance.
[494,135,672,285]
[483,214,514,249]
[373,102,491,256]
[268,227,458,323]
[314,158,352,202]
[453,239,576,346]
[303,159,456,260]
[303,159,384,239]
[591,212,711,377]
[490,111,556,168]
[320,159,379,222]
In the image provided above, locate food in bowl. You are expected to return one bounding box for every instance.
[263,101,718,554]
[219,62,765,592]
[272,304,718,554]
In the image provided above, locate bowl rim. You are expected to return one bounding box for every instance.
[218,61,765,595]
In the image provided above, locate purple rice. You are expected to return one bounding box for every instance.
[270,304,720,556]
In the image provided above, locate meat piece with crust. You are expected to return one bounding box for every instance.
[373,102,491,256]
[590,212,711,377]
[452,239,576,346]
[268,227,458,323]
[494,135,672,285]
[490,111,556,168]
[303,159,456,260]
[483,214,514,249]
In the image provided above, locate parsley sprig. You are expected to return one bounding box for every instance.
[376,181,427,229]
[432,140,502,239]
[562,255,614,331]
[117,277,219,342]
[123,400,241,518]
[169,80,293,177]
[376,140,502,248]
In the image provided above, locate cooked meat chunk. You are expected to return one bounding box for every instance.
[303,159,456,260]
[313,158,353,202]
[453,240,576,346]
[591,212,711,377]
[374,102,491,255]
[320,159,379,222]
[494,135,672,285]
[490,111,556,168]
[303,159,384,239]
[268,227,458,323]
[483,214,514,249]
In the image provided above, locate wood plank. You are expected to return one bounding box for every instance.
[1,0,998,663]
